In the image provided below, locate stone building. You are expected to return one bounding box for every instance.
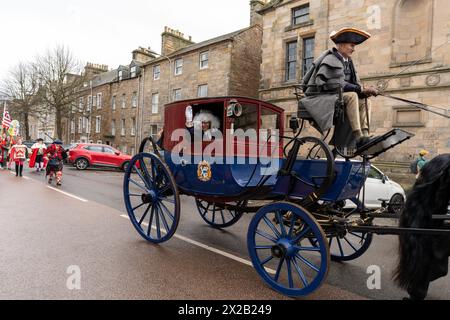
[258,0,450,163]
[139,24,263,143]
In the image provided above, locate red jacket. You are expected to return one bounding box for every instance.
[45,144,64,160]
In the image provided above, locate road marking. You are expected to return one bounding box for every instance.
[9,171,30,179]
[120,214,276,274]
[47,186,88,202]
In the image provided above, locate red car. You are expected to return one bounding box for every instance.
[68,144,132,171]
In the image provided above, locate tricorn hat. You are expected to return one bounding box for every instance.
[53,139,63,145]
[330,28,371,45]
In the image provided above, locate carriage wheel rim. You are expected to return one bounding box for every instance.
[123,152,180,244]
[195,198,245,228]
[247,202,330,297]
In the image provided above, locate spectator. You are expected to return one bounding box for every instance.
[416,150,429,179]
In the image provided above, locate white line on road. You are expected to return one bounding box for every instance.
[120,214,276,274]
[47,186,88,202]
[9,171,30,180]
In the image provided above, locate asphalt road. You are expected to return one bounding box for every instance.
[2,165,449,300]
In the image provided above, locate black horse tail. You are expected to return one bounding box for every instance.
[393,154,450,297]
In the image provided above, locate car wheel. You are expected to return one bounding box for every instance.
[75,158,89,170]
[388,193,405,214]
[121,161,130,172]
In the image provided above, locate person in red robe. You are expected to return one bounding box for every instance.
[44,140,67,186]
[9,137,27,177]
[29,138,46,171]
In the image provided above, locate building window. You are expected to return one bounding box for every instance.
[111,120,116,136]
[70,120,75,134]
[87,95,92,112]
[174,58,183,75]
[79,97,84,112]
[121,94,126,109]
[93,95,97,108]
[86,117,91,134]
[302,37,315,77]
[151,125,158,140]
[173,88,182,101]
[152,93,159,114]
[97,93,102,109]
[95,116,101,133]
[200,51,209,69]
[197,84,208,97]
[132,92,137,108]
[78,118,82,133]
[131,117,136,136]
[121,119,126,136]
[130,66,137,78]
[285,41,297,82]
[112,95,116,111]
[153,65,160,80]
[292,4,310,26]
[130,146,135,156]
[118,70,123,81]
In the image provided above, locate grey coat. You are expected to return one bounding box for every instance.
[300,49,362,147]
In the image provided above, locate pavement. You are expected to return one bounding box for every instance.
[0,168,370,300]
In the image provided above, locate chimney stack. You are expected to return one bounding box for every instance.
[250,0,267,26]
[132,47,157,63]
[161,26,195,56]
[84,62,109,78]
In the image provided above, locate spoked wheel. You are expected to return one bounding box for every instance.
[247,202,330,297]
[195,199,247,229]
[310,230,373,262]
[123,152,180,244]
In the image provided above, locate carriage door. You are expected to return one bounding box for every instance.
[229,102,258,162]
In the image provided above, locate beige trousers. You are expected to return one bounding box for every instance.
[343,92,372,133]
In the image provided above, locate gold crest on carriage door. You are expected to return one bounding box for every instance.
[197,161,212,182]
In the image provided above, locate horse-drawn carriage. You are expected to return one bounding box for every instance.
[123,93,450,298]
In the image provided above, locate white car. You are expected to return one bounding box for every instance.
[346,165,406,213]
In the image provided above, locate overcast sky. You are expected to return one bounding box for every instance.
[0,0,251,79]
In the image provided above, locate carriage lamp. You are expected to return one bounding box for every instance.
[289,115,300,133]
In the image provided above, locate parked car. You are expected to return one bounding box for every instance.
[345,165,406,214]
[68,143,132,171]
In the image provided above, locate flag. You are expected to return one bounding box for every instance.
[2,110,11,129]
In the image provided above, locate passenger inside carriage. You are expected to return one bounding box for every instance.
[185,105,222,141]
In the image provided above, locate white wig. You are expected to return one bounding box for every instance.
[193,111,220,130]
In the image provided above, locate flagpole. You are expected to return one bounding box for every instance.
[2,99,6,135]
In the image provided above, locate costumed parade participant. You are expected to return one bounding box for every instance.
[44,140,66,186]
[30,138,46,172]
[186,108,221,141]
[0,133,8,169]
[301,27,380,149]
[8,137,27,177]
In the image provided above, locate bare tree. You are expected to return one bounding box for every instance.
[35,45,86,140]
[1,62,41,140]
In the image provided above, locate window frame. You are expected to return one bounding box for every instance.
[174,58,183,76]
[199,51,209,69]
[151,93,159,114]
[153,65,160,80]
[292,4,310,26]
[285,41,298,82]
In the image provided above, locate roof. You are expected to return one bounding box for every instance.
[144,26,258,66]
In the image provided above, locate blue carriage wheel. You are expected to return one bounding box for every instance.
[195,199,246,229]
[123,152,180,244]
[247,202,330,297]
[310,232,373,262]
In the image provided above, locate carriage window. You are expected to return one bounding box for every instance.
[233,104,258,131]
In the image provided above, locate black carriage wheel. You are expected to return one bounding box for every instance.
[123,152,180,244]
[310,230,373,262]
[285,136,335,207]
[195,199,247,229]
[139,136,162,157]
